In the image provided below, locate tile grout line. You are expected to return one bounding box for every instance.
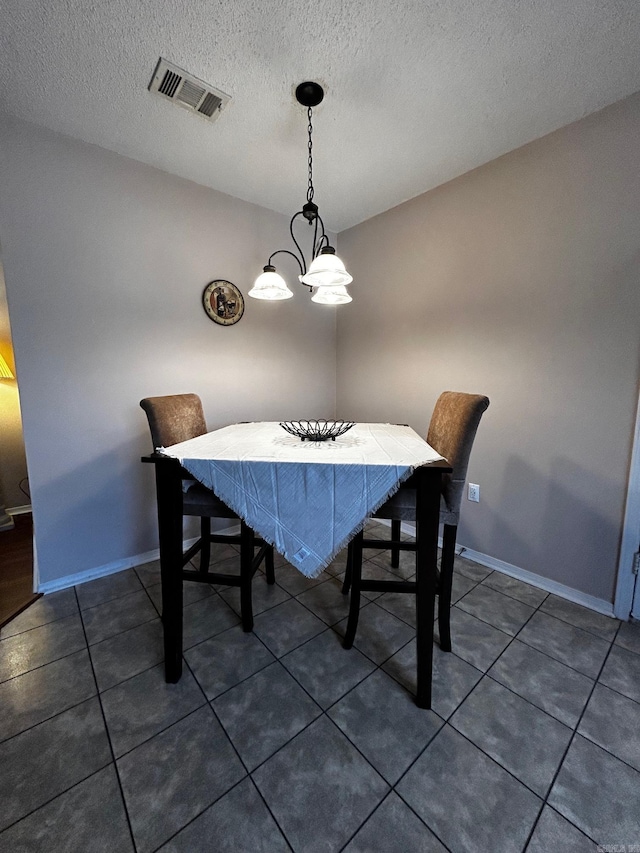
[103,668,210,763]
[447,565,605,738]
[152,543,393,850]
[246,777,297,853]
[0,680,102,748]
[452,590,612,683]
[526,803,598,852]
[0,607,79,640]
[253,613,457,849]
[0,642,87,689]
[280,546,635,851]
[134,564,640,850]
[456,568,620,642]
[384,785,455,853]
[587,672,640,709]
[209,620,402,849]
[399,582,577,851]
[143,642,289,853]
[188,633,307,853]
[519,619,625,851]
[0,591,140,844]
[479,577,550,609]
[75,585,139,852]
[467,571,597,722]
[335,787,456,853]
[497,629,606,681]
[249,708,394,847]
[205,632,324,776]
[0,765,113,840]
[85,612,161,649]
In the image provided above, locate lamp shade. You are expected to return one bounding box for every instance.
[299,247,353,288]
[0,353,14,379]
[248,266,294,301]
[311,284,353,305]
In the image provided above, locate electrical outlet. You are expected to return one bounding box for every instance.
[468,483,480,502]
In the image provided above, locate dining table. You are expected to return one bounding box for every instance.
[143,421,452,708]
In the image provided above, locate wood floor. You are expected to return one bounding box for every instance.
[0,513,39,628]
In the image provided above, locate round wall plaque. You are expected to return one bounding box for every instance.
[202,280,245,326]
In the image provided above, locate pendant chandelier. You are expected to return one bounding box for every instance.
[248,82,353,305]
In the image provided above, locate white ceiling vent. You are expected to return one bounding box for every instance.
[149,58,231,123]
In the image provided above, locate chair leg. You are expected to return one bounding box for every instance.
[155,460,184,683]
[200,517,211,572]
[391,519,401,568]
[265,545,275,585]
[438,523,457,653]
[341,540,353,594]
[240,521,254,632]
[343,531,363,649]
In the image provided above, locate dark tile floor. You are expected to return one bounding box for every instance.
[1,520,640,852]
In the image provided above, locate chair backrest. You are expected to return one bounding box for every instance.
[427,391,490,520]
[140,393,207,449]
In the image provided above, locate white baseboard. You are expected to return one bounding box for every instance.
[7,504,31,516]
[37,547,163,594]
[458,545,615,618]
[383,519,615,619]
[36,522,241,595]
[37,517,614,619]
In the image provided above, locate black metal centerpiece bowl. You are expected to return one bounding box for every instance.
[280,420,355,442]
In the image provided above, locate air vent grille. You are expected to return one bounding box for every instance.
[199,92,222,117]
[158,69,181,98]
[176,79,205,108]
[149,58,230,123]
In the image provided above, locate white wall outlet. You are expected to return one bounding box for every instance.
[468,483,480,502]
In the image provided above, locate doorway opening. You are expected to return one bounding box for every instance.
[0,258,36,627]
[614,387,640,620]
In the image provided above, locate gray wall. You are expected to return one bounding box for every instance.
[0,116,336,586]
[337,93,640,603]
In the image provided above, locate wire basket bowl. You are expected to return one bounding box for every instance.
[279,420,356,442]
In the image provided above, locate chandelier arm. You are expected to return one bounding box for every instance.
[311,211,320,259]
[316,233,330,254]
[288,211,309,276]
[267,249,304,278]
[314,212,330,257]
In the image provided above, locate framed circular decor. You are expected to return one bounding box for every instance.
[202,280,245,326]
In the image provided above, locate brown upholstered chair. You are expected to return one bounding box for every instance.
[140,393,274,631]
[342,391,489,653]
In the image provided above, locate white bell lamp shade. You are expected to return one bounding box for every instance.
[248,266,294,300]
[299,247,353,288]
[311,284,352,305]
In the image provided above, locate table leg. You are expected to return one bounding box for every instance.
[156,459,184,683]
[342,531,363,648]
[341,540,353,595]
[391,519,401,568]
[240,520,254,632]
[415,468,442,709]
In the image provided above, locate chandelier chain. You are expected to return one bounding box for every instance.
[307,106,314,203]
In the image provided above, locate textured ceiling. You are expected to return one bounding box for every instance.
[1,0,640,231]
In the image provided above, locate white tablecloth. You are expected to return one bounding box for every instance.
[160,422,443,577]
